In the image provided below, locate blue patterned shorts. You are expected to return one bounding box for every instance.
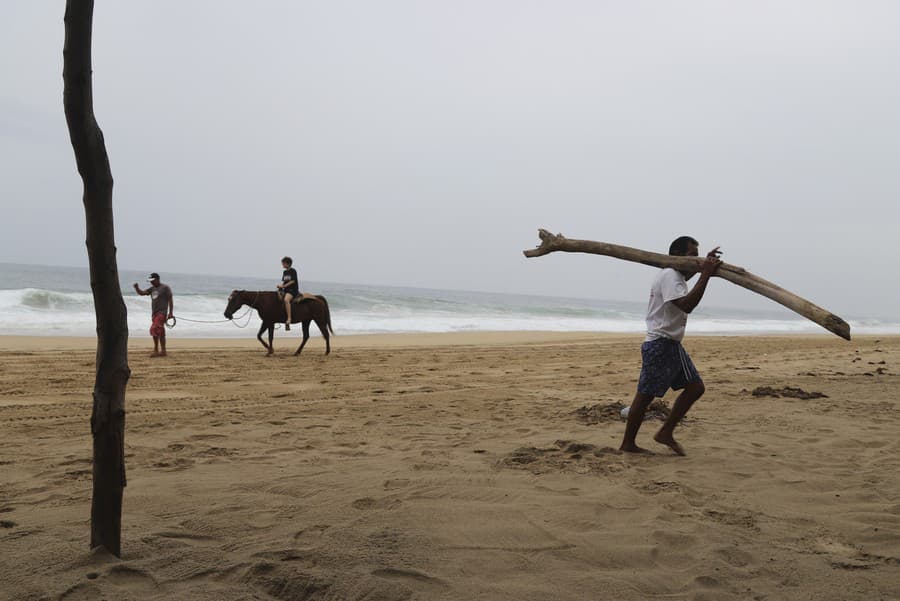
[637,338,702,398]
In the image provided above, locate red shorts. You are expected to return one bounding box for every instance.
[150,312,167,338]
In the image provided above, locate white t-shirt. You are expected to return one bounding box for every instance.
[645,268,689,342]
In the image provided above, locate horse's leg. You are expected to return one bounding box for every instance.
[268,324,275,355]
[315,316,331,355]
[256,322,271,353]
[294,321,310,356]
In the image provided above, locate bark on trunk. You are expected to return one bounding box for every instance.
[63,0,131,557]
[524,229,850,340]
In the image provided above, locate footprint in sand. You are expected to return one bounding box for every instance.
[105,565,159,592]
[155,530,216,545]
[251,548,309,563]
[692,575,724,589]
[353,496,403,510]
[638,480,684,495]
[383,479,411,490]
[715,545,755,568]
[702,509,759,531]
[188,433,228,441]
[152,457,195,470]
[293,524,329,546]
[813,539,882,570]
[240,562,331,601]
[62,468,91,481]
[58,582,102,601]
[371,567,448,589]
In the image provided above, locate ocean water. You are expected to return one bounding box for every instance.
[1,263,897,338]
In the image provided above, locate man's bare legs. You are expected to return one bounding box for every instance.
[653,380,705,456]
[619,391,655,453]
[151,335,167,358]
[620,381,705,455]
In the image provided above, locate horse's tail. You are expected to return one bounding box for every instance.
[316,295,334,335]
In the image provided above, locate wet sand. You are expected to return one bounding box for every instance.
[1,333,898,600]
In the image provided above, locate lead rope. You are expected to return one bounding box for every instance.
[167,291,260,329]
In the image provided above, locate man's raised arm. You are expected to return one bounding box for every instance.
[672,252,721,314]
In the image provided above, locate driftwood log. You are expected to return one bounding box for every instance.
[64,0,131,556]
[524,229,850,340]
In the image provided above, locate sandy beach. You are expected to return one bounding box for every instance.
[1,332,898,600]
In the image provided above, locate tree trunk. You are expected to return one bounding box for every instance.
[63,0,131,557]
[524,229,850,340]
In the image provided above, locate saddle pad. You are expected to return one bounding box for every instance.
[292,293,319,304]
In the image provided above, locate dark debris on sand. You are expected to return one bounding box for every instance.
[749,386,828,400]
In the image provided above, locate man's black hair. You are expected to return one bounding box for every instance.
[668,236,698,256]
[282,256,293,266]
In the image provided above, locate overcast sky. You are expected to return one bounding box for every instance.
[1,1,898,319]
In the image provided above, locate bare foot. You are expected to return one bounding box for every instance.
[653,432,685,456]
[619,443,650,454]
[150,351,161,358]
[150,352,167,358]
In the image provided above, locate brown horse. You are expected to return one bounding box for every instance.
[224,290,333,356]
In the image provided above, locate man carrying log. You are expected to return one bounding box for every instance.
[620,236,721,456]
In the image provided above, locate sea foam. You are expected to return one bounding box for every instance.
[1,264,897,338]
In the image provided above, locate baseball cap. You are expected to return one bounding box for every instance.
[147,272,160,281]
